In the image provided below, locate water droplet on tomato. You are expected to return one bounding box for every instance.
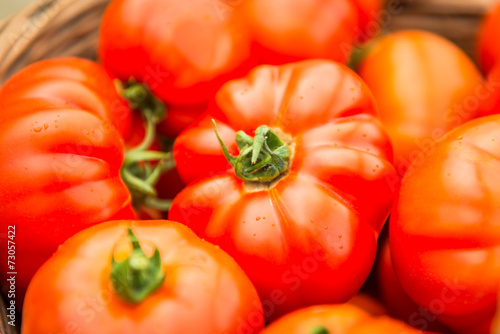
[256,217,261,221]
[33,126,42,132]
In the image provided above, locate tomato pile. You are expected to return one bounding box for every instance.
[0,0,499,333]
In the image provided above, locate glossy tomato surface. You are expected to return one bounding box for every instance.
[170,60,398,320]
[357,30,484,177]
[0,57,132,137]
[0,58,136,307]
[478,1,500,75]
[21,220,264,334]
[261,304,430,334]
[390,115,500,334]
[99,0,256,106]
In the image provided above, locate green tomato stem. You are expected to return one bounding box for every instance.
[310,325,329,334]
[119,79,175,212]
[212,119,291,183]
[111,228,165,304]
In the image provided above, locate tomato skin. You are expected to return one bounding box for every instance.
[169,60,398,320]
[237,0,361,65]
[261,304,429,334]
[377,241,452,333]
[0,58,136,307]
[477,64,500,118]
[99,0,256,107]
[0,57,132,138]
[357,30,484,177]
[21,220,264,334]
[478,1,500,75]
[350,0,383,43]
[390,115,500,334]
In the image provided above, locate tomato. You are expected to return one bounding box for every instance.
[356,30,484,177]
[21,220,264,334]
[377,240,451,333]
[477,64,500,118]
[478,1,500,75]
[237,0,382,65]
[390,115,500,334]
[169,60,398,320]
[0,58,170,308]
[99,0,256,107]
[261,304,431,334]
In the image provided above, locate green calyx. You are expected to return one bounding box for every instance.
[212,120,291,183]
[310,325,329,334]
[119,79,173,212]
[111,228,165,304]
[121,79,166,125]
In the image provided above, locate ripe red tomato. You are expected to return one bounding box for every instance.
[237,0,382,65]
[169,60,398,320]
[261,304,432,334]
[390,115,500,334]
[0,58,171,308]
[22,220,264,334]
[478,1,500,74]
[356,30,484,177]
[99,0,256,107]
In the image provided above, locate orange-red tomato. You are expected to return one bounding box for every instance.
[169,60,398,321]
[21,220,264,334]
[357,30,484,176]
[478,1,500,74]
[0,58,136,308]
[236,0,382,65]
[390,115,500,334]
[261,304,433,334]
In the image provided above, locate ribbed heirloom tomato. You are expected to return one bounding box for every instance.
[169,60,398,320]
[0,58,170,307]
[356,30,484,177]
[21,220,264,334]
[390,115,500,334]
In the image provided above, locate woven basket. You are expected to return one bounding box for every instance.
[0,0,496,332]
